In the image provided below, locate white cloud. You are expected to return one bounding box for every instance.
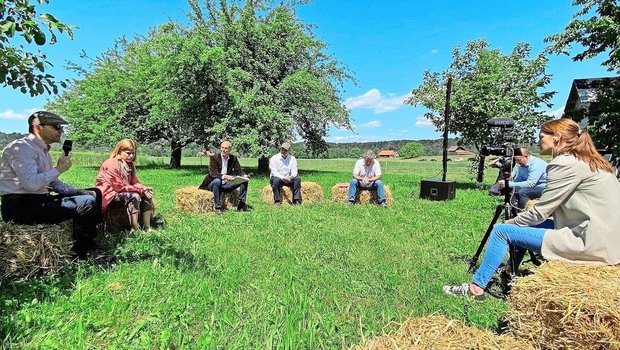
[415,115,434,127]
[358,120,381,128]
[430,49,439,55]
[545,107,564,119]
[0,108,41,120]
[344,89,411,114]
[325,135,384,143]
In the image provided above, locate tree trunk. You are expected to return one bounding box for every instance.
[257,156,269,175]
[169,141,183,169]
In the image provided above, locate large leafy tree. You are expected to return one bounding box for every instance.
[546,0,620,157]
[1,0,73,95]
[49,0,352,169]
[406,39,555,153]
[399,142,424,159]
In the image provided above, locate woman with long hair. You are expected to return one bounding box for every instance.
[444,118,620,299]
[95,139,154,231]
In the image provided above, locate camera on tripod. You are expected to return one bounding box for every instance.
[476,118,523,182]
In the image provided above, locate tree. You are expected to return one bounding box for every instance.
[545,0,620,71]
[347,147,361,159]
[49,0,352,169]
[1,0,73,96]
[405,39,555,153]
[546,0,620,157]
[399,142,424,158]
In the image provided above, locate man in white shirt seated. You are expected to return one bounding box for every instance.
[269,142,301,205]
[0,111,98,260]
[348,150,387,208]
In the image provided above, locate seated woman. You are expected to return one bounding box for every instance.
[444,118,620,299]
[95,139,154,231]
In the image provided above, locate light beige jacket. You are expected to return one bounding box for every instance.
[515,154,620,264]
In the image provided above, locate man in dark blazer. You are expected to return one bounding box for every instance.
[199,140,251,214]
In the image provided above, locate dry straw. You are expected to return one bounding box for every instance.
[261,181,324,205]
[174,186,238,214]
[102,199,158,232]
[506,261,620,350]
[331,183,394,205]
[0,221,73,279]
[352,315,533,350]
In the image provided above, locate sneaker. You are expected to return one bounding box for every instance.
[236,203,253,212]
[346,201,354,206]
[379,201,387,208]
[214,208,224,215]
[443,283,485,301]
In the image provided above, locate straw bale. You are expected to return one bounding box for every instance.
[102,200,158,232]
[331,183,394,205]
[352,315,533,350]
[0,221,73,279]
[523,199,537,212]
[174,186,239,214]
[506,261,620,350]
[261,181,323,205]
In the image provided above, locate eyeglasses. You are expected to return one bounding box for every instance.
[41,124,63,131]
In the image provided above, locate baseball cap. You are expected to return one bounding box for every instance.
[280,142,291,150]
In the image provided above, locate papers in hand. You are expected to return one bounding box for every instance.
[231,176,249,185]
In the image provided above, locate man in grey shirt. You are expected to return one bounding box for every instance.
[0,111,98,259]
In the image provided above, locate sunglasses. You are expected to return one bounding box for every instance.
[41,124,64,131]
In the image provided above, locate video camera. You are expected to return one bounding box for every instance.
[476,118,522,181]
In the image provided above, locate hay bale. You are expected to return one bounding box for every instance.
[102,200,158,232]
[261,181,324,205]
[506,261,620,350]
[331,182,394,205]
[0,221,73,279]
[174,186,239,214]
[352,315,533,350]
[523,199,537,212]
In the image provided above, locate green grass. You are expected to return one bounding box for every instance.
[1,153,508,349]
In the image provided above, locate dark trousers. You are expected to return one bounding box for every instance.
[270,176,301,203]
[1,193,98,258]
[206,178,248,209]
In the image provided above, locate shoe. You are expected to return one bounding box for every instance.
[236,203,253,212]
[346,201,354,206]
[214,208,224,215]
[292,200,301,205]
[442,283,485,301]
[379,201,387,208]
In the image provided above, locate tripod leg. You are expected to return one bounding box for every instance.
[468,204,504,274]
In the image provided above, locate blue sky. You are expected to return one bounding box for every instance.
[0,0,613,142]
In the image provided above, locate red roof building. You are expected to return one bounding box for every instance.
[377,150,399,158]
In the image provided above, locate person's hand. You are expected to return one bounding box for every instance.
[504,218,516,225]
[283,175,291,182]
[497,181,506,189]
[55,156,72,173]
[223,175,234,181]
[144,187,154,199]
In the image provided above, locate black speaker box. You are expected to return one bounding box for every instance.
[420,179,456,201]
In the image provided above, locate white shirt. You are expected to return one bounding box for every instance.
[221,155,229,176]
[0,134,77,195]
[269,153,298,179]
[352,158,381,178]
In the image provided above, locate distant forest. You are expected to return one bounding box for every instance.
[0,131,468,158]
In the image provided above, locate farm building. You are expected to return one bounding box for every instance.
[447,146,476,156]
[377,150,398,158]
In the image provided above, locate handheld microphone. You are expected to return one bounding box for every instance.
[62,140,73,157]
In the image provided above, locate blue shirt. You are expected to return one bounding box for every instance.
[509,155,547,189]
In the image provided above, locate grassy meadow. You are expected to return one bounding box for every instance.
[1,153,510,349]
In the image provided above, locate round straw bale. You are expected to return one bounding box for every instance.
[174,186,239,214]
[331,182,394,205]
[261,181,323,205]
[0,221,73,279]
[352,315,533,350]
[506,261,620,350]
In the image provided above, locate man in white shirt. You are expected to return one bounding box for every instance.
[269,142,301,205]
[348,150,387,208]
[0,111,98,259]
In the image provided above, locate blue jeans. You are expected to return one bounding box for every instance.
[347,179,386,203]
[1,193,98,258]
[514,186,544,209]
[472,219,554,288]
[206,178,248,209]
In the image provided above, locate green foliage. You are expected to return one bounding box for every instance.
[399,141,424,158]
[545,0,620,72]
[405,39,555,151]
[48,0,352,167]
[0,157,507,349]
[347,146,362,158]
[0,0,73,96]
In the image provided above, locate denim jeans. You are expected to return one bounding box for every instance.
[207,178,248,209]
[514,186,544,209]
[347,179,386,203]
[270,176,301,203]
[1,193,98,257]
[472,219,554,288]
